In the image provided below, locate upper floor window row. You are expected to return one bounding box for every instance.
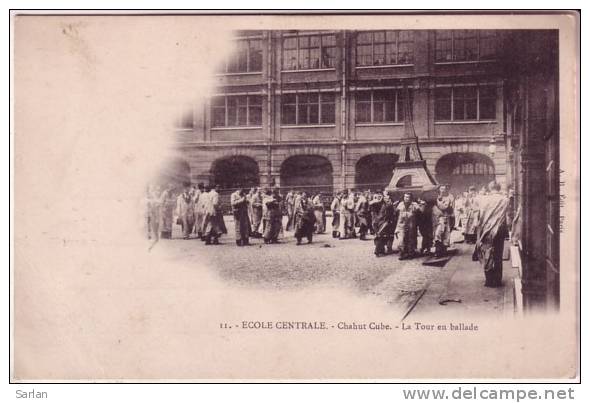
[282,33,337,71]
[212,95,263,128]
[435,30,498,63]
[356,30,414,67]
[220,38,263,74]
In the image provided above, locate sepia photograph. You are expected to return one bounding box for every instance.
[11,11,580,382]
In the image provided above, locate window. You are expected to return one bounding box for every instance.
[221,39,263,73]
[355,30,414,66]
[451,161,494,175]
[282,33,336,70]
[281,92,335,125]
[211,95,263,127]
[355,89,407,124]
[435,30,498,63]
[434,85,497,122]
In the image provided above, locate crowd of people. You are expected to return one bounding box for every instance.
[145,180,513,288]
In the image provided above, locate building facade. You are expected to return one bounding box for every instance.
[172,29,507,195]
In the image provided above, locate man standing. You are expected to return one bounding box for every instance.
[203,184,227,245]
[262,188,283,244]
[176,183,195,239]
[230,188,251,246]
[192,183,205,239]
[285,189,296,231]
[432,184,455,257]
[474,181,509,287]
[160,183,176,239]
[463,186,480,244]
[341,190,356,239]
[355,191,371,240]
[396,193,423,260]
[294,191,315,245]
[371,192,397,257]
[330,192,342,239]
[312,193,326,234]
[250,187,263,238]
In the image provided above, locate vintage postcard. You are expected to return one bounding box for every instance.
[11,11,580,381]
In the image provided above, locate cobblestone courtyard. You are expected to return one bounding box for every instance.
[155,215,469,319]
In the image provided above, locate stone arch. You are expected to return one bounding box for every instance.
[354,153,400,191]
[280,155,333,195]
[435,152,495,193]
[211,155,260,191]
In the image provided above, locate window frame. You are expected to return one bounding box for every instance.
[355,30,415,68]
[211,94,264,129]
[281,33,337,72]
[354,88,407,125]
[280,91,336,126]
[434,30,498,64]
[219,38,263,75]
[434,84,498,123]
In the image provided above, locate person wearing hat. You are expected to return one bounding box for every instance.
[262,187,283,244]
[230,187,251,246]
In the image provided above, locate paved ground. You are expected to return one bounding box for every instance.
[154,215,512,320]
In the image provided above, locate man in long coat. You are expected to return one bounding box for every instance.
[341,190,357,239]
[203,185,227,245]
[262,188,283,244]
[330,192,342,239]
[294,191,315,245]
[192,183,205,239]
[249,187,263,238]
[355,191,371,240]
[463,186,480,244]
[474,181,509,287]
[176,183,195,239]
[432,184,455,257]
[395,192,423,260]
[285,189,296,231]
[231,188,251,246]
[371,192,398,257]
[312,193,326,234]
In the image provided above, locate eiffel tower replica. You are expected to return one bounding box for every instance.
[386,84,439,200]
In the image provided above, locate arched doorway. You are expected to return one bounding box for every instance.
[355,153,399,191]
[280,155,333,195]
[211,156,260,190]
[435,152,495,193]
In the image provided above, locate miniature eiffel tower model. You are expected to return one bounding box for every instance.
[386,84,438,192]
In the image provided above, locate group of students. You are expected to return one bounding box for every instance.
[328,185,456,260]
[146,183,227,245]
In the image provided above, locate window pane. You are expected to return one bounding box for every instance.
[479,86,497,120]
[237,96,248,126]
[212,106,225,127]
[454,30,477,61]
[357,31,373,44]
[357,44,372,66]
[435,87,452,120]
[398,31,414,64]
[397,92,406,122]
[373,31,385,43]
[356,91,371,123]
[374,43,386,65]
[479,30,497,60]
[249,40,262,71]
[321,102,335,124]
[320,92,335,103]
[298,36,310,69]
[435,31,453,62]
[249,105,262,125]
[321,35,336,68]
[386,30,397,43]
[309,102,319,124]
[281,104,297,125]
[227,98,237,126]
[283,37,298,70]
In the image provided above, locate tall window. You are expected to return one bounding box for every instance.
[282,33,336,71]
[281,92,336,125]
[435,30,498,63]
[212,95,263,127]
[356,31,414,66]
[434,85,497,122]
[355,90,407,124]
[221,38,263,73]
